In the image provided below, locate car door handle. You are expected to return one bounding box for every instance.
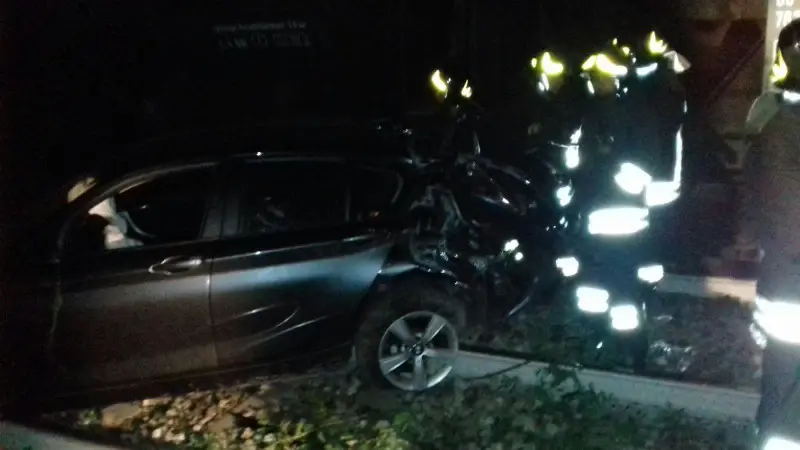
[149,256,203,275]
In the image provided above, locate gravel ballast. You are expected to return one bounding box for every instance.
[50,371,754,450]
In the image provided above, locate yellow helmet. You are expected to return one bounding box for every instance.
[530,51,567,95]
[772,19,800,88]
[429,69,472,102]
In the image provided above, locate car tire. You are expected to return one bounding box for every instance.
[355,278,467,392]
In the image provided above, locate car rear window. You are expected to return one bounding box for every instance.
[237,161,349,236]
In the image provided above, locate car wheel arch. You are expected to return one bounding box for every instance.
[352,269,477,335]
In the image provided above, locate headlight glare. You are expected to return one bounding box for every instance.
[588,207,649,236]
[754,296,800,345]
[614,162,652,195]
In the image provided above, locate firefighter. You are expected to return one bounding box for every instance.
[544,34,687,374]
[740,18,800,446]
[524,49,585,172]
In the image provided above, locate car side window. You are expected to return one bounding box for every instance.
[237,161,348,236]
[348,166,403,222]
[65,168,216,255]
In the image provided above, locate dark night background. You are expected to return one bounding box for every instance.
[2,0,676,210]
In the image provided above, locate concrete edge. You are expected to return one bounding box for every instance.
[658,274,757,303]
[454,350,759,422]
[0,421,127,450]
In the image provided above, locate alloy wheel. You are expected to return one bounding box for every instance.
[377,311,459,391]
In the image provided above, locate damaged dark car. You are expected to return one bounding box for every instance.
[0,123,493,415]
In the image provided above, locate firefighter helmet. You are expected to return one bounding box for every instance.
[772,18,800,90]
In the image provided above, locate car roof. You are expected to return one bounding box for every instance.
[92,119,417,180]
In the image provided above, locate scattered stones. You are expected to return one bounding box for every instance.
[217,397,237,410]
[151,427,165,440]
[100,402,141,429]
[165,430,185,444]
[57,373,754,450]
[193,409,219,432]
[141,397,170,408]
[206,412,236,435]
[233,395,266,415]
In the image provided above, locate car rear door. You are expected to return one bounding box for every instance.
[51,163,225,390]
[209,158,404,368]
